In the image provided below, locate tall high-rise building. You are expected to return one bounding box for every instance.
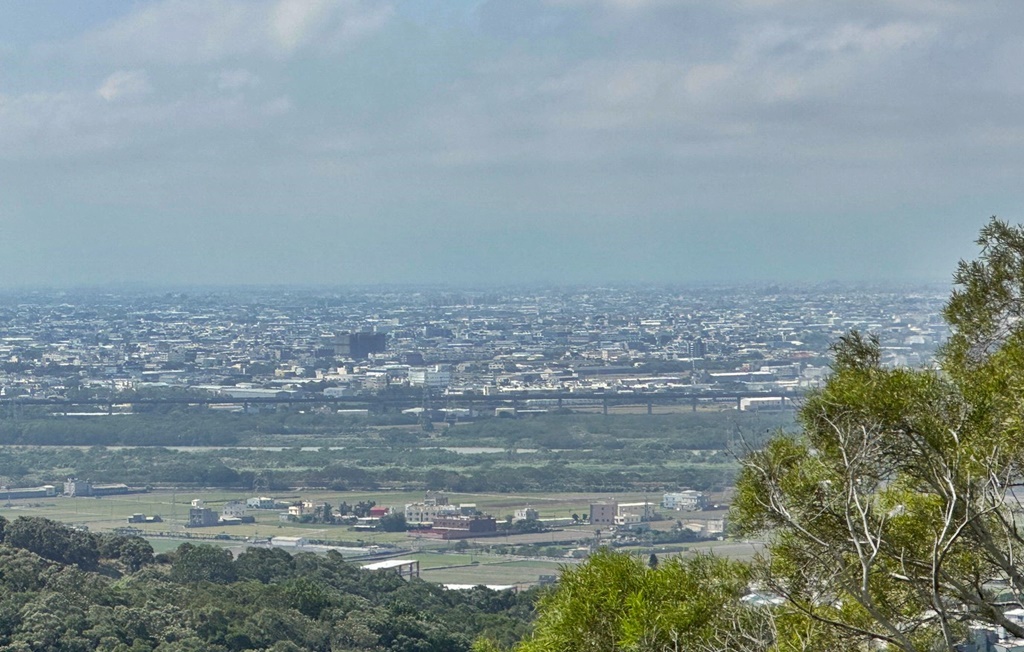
[686,338,706,358]
[333,332,386,360]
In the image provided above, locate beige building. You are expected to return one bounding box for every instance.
[589,502,617,525]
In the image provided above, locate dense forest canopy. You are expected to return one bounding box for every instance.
[0,515,535,652]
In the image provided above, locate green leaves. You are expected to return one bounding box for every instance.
[169,544,237,585]
[0,524,542,651]
[517,550,750,652]
[730,218,1024,650]
[945,218,1024,372]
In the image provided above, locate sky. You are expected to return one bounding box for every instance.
[1,0,1022,288]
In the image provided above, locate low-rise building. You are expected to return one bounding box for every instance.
[739,396,788,411]
[408,365,451,389]
[614,512,642,527]
[127,513,162,524]
[2,485,56,500]
[221,501,247,518]
[681,518,726,535]
[590,502,617,526]
[617,501,657,521]
[514,507,539,522]
[188,506,219,528]
[271,536,308,547]
[429,515,497,538]
[64,478,134,497]
[405,502,460,523]
[662,490,708,511]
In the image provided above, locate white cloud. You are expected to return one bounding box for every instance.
[4,0,1024,287]
[270,0,334,52]
[383,7,951,177]
[74,0,394,65]
[97,70,152,102]
[216,69,261,91]
[804,21,939,54]
[0,85,291,161]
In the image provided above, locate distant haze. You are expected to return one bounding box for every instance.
[0,1,1019,287]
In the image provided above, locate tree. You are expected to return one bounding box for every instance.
[353,500,376,518]
[734,218,1024,650]
[515,550,752,652]
[234,546,295,583]
[170,543,236,584]
[378,512,408,532]
[98,533,154,572]
[5,516,100,568]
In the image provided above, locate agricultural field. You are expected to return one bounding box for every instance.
[416,555,571,587]
[0,486,738,585]
[0,488,678,537]
[0,410,782,585]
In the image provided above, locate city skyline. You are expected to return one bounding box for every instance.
[1,1,1021,287]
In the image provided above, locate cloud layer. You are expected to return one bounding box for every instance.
[0,0,1020,286]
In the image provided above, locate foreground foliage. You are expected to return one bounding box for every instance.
[511,550,757,652]
[0,516,535,652]
[733,219,1024,650]
[514,220,1024,652]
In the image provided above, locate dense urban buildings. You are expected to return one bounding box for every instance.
[0,284,947,409]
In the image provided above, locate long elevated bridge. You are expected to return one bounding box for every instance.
[0,389,800,416]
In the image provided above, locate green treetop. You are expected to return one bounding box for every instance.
[733,218,1024,650]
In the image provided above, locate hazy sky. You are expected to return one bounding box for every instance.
[1,0,1022,287]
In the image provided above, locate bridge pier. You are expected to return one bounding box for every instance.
[602,398,608,416]
[647,400,652,415]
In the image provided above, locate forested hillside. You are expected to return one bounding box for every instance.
[0,516,535,652]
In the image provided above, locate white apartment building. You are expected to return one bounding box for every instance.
[404,502,460,524]
[662,490,708,511]
[408,365,451,389]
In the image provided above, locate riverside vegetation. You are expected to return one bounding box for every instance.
[0,411,791,494]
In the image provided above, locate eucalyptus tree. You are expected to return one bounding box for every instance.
[734,218,1024,650]
[514,549,754,652]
